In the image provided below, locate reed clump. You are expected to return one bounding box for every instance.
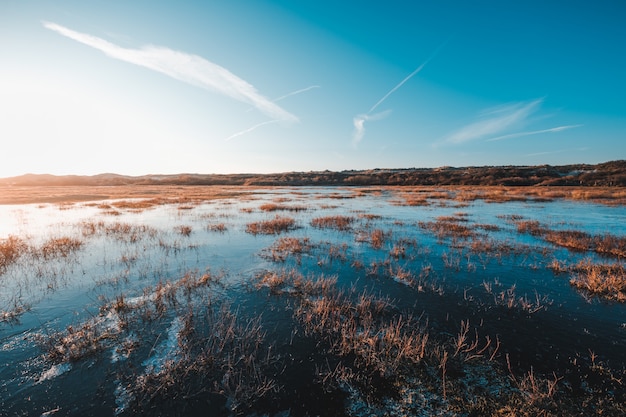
[263,237,314,263]
[311,215,355,231]
[569,259,626,302]
[246,216,298,235]
[125,306,277,415]
[418,217,476,240]
[0,235,28,274]
[356,228,389,249]
[515,220,626,258]
[259,203,308,212]
[176,225,193,236]
[45,267,276,415]
[206,222,227,233]
[39,236,83,259]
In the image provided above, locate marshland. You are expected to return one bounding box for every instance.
[1,185,625,416]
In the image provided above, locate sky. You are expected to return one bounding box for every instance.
[1,0,625,177]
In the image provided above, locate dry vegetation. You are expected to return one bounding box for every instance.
[549,259,626,302]
[0,235,28,274]
[311,215,356,231]
[2,182,626,416]
[246,216,298,235]
[516,220,626,258]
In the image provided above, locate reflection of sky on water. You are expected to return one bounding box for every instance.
[1,188,626,415]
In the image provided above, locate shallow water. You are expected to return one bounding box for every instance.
[1,187,625,416]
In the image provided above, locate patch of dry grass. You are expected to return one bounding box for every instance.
[246,216,298,235]
[39,236,83,259]
[515,220,626,258]
[259,203,308,212]
[568,259,626,302]
[0,235,28,274]
[311,215,356,231]
[419,217,477,240]
[263,237,314,262]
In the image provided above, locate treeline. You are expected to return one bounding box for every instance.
[2,161,625,187]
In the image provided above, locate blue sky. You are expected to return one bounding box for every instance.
[1,0,624,176]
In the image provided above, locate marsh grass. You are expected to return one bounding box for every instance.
[262,237,314,263]
[4,186,626,416]
[516,220,626,258]
[80,221,158,242]
[246,216,298,235]
[255,267,523,411]
[0,235,28,274]
[44,268,277,414]
[176,225,193,236]
[206,222,227,233]
[418,217,477,240]
[568,259,626,301]
[125,306,277,415]
[310,215,355,231]
[39,236,83,259]
[259,203,308,212]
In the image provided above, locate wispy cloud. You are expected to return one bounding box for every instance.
[353,43,445,146]
[245,84,320,113]
[352,110,392,146]
[273,85,320,103]
[446,99,543,144]
[225,120,280,141]
[369,62,429,114]
[43,21,297,123]
[485,124,583,142]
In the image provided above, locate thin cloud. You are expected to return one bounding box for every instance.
[245,85,320,112]
[446,98,543,144]
[43,21,297,123]
[486,124,583,142]
[369,62,428,114]
[273,85,320,103]
[225,120,280,141]
[353,42,445,146]
[352,110,392,146]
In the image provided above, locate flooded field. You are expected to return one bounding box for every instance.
[1,186,625,416]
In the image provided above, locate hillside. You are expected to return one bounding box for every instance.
[1,161,625,187]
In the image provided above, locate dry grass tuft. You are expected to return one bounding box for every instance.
[39,236,83,259]
[176,225,193,236]
[259,203,308,212]
[569,259,626,302]
[206,222,227,233]
[0,235,28,274]
[515,220,626,258]
[311,215,356,231]
[246,216,298,235]
[419,217,476,240]
[263,237,314,263]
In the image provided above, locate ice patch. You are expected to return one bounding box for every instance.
[142,316,183,373]
[38,363,71,383]
[114,380,133,416]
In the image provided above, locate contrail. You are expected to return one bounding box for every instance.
[273,85,320,103]
[353,41,447,146]
[368,41,447,114]
[225,120,280,141]
[369,62,428,114]
[246,85,320,112]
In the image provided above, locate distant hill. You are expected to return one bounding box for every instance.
[1,161,625,187]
